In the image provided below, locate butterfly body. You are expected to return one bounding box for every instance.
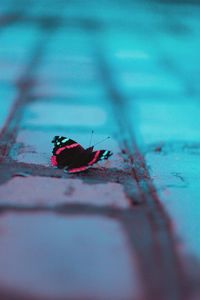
[51,136,112,173]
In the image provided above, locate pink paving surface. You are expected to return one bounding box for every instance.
[0,213,142,300]
[0,177,130,208]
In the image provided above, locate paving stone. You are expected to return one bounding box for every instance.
[0,176,130,208]
[145,151,200,261]
[36,58,98,82]
[132,98,200,146]
[102,29,184,95]
[158,24,200,74]
[31,82,107,100]
[103,29,156,61]
[0,213,142,300]
[22,102,108,128]
[120,71,183,94]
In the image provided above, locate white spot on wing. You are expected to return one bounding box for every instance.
[62,138,69,143]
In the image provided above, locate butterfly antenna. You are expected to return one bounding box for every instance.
[89,130,94,147]
[93,136,110,147]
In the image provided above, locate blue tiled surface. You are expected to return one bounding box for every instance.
[0,0,200,299]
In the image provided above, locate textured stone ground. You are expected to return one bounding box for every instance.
[0,1,200,300]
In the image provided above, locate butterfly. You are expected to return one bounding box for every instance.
[51,136,113,173]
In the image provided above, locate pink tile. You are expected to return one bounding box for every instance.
[0,176,130,208]
[0,213,142,300]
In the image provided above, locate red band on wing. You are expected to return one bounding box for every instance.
[56,143,79,155]
[68,166,88,173]
[88,150,100,166]
[51,155,57,166]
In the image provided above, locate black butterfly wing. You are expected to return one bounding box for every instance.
[52,136,84,155]
[67,149,113,173]
[87,150,113,165]
[51,136,85,168]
